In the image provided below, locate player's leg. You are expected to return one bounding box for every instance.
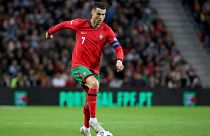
[85,76,105,133]
[85,76,99,119]
[71,66,92,136]
[71,66,104,133]
[80,86,91,136]
[80,101,91,135]
[83,86,90,129]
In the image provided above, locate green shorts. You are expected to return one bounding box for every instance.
[71,66,100,85]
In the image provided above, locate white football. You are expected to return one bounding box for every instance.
[97,130,113,136]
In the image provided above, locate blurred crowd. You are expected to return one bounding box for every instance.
[183,0,210,52]
[0,0,201,89]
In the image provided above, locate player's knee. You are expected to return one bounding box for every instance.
[89,80,99,89]
[86,76,99,89]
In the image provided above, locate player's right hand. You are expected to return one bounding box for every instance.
[45,32,54,39]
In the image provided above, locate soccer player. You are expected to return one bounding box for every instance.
[46,2,124,136]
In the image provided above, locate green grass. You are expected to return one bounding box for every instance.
[0,106,210,136]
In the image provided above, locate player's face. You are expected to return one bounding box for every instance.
[91,8,106,27]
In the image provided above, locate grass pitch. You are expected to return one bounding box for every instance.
[0,106,210,136]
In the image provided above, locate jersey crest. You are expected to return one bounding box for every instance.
[99,34,103,40]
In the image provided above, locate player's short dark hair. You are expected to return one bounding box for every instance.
[91,2,106,10]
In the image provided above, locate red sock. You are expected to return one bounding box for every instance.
[87,88,98,118]
[83,104,90,128]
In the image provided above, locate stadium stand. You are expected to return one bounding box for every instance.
[182,0,210,53]
[0,0,201,88]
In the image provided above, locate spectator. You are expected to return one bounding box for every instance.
[183,0,210,52]
[0,0,201,88]
[52,73,66,87]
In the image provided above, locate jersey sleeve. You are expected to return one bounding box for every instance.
[107,27,124,61]
[48,18,82,35]
[107,27,116,43]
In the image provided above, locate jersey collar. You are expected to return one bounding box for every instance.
[88,19,102,29]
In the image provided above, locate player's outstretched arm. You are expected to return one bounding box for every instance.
[46,19,79,38]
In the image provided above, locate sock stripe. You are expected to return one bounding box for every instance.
[88,93,97,96]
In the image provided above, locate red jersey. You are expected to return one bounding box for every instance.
[48,18,123,74]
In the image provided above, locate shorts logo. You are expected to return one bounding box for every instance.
[99,34,103,40]
[83,72,86,75]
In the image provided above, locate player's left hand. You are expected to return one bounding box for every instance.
[116,60,124,72]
